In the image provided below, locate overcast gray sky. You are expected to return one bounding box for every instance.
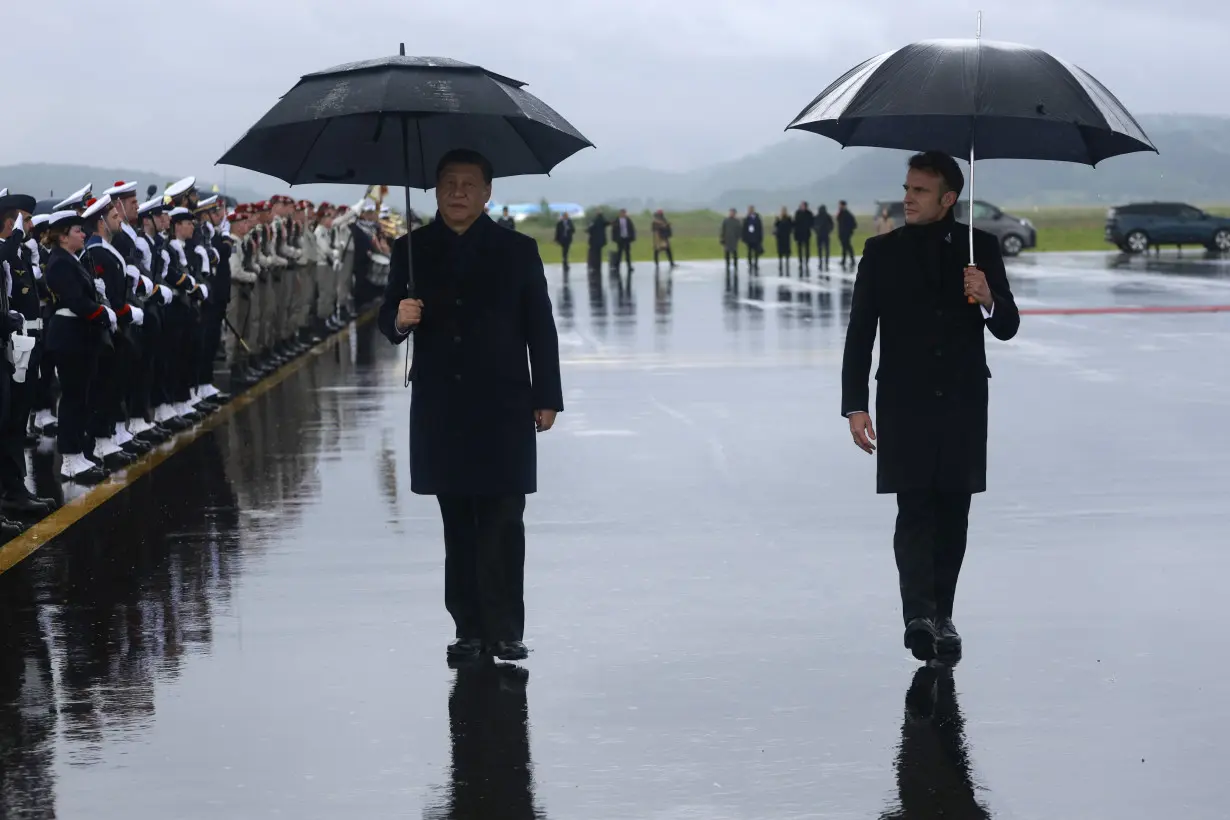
[7,0,1227,178]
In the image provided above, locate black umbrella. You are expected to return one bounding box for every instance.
[786,34,1156,268]
[217,46,592,382]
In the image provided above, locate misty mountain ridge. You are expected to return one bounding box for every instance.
[4,114,1227,215]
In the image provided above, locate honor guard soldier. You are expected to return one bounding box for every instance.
[43,209,114,484]
[193,195,230,405]
[81,194,143,469]
[0,194,56,521]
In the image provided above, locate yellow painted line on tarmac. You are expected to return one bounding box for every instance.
[0,308,379,576]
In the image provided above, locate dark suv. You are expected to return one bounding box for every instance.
[1105,202,1230,254]
[876,199,1037,256]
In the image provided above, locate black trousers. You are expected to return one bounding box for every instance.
[653,244,674,267]
[613,241,633,272]
[88,345,124,439]
[817,234,831,265]
[198,300,225,386]
[797,235,811,265]
[437,493,527,643]
[839,234,856,266]
[51,349,95,455]
[559,241,571,269]
[0,375,33,494]
[587,244,603,272]
[130,316,159,419]
[893,490,972,625]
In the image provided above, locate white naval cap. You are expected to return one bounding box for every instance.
[48,209,86,228]
[31,214,50,228]
[165,176,196,198]
[104,180,139,197]
[195,195,219,210]
[81,194,114,222]
[360,198,377,213]
[54,183,93,211]
[169,206,195,222]
[0,188,7,197]
[137,196,167,216]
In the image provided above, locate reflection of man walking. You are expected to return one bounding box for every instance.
[836,200,857,269]
[841,151,1019,662]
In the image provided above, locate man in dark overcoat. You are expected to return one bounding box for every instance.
[841,151,1019,662]
[378,148,563,664]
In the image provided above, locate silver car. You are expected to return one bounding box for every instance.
[875,199,1038,257]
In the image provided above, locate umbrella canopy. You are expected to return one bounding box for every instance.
[217,55,593,189]
[786,38,1156,165]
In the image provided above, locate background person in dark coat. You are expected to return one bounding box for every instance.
[836,200,858,269]
[742,206,763,273]
[793,202,815,270]
[554,212,574,273]
[841,151,1019,663]
[378,148,563,664]
[814,205,834,270]
[586,210,607,273]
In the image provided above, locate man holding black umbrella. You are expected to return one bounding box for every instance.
[379,148,563,664]
[841,151,1019,662]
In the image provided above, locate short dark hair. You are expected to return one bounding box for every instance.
[908,151,964,197]
[436,149,493,185]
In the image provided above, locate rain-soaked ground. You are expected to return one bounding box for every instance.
[3,250,1230,818]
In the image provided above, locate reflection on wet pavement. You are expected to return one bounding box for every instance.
[3,253,1230,818]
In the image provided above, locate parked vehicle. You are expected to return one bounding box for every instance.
[1105,202,1230,254]
[876,199,1037,256]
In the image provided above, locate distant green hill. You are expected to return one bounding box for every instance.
[720,115,1230,211]
[493,114,1230,211]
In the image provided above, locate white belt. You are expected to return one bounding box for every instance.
[23,318,43,331]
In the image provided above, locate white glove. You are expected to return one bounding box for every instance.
[32,265,42,281]
[186,274,196,289]
[125,264,141,283]
[94,278,107,297]
[103,306,117,331]
[14,214,24,234]
[199,283,210,300]
[158,285,173,304]
[140,275,153,294]
[130,306,144,326]
[332,259,342,272]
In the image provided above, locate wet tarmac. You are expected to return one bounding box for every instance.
[3,251,1230,818]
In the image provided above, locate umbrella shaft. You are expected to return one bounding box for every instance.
[968,143,975,267]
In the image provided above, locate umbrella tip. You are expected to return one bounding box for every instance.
[399,43,405,56]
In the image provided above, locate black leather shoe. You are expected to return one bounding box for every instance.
[447,638,483,659]
[1,495,51,516]
[489,640,529,661]
[936,617,962,655]
[0,517,23,539]
[103,450,137,470]
[904,617,937,662]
